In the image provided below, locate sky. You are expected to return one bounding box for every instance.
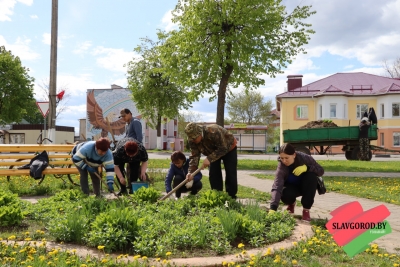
[1,0,400,135]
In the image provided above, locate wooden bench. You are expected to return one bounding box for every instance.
[0,144,79,185]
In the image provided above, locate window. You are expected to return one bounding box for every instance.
[380,133,384,146]
[393,132,400,146]
[319,105,322,119]
[330,104,337,118]
[392,103,400,117]
[10,134,25,144]
[356,104,368,119]
[344,104,347,119]
[380,103,384,118]
[296,105,308,119]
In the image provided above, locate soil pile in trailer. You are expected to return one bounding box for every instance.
[299,120,339,129]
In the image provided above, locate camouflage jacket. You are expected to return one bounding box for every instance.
[112,137,148,165]
[188,124,237,174]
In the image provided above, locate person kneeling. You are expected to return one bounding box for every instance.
[269,143,324,222]
[165,151,202,199]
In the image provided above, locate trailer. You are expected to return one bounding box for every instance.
[282,125,399,161]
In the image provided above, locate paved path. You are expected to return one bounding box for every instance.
[199,169,400,255]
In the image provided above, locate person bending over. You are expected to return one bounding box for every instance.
[72,138,115,196]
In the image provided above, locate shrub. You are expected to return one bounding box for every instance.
[87,207,138,253]
[0,190,25,226]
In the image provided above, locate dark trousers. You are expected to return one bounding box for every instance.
[173,174,202,198]
[77,166,101,197]
[209,147,238,199]
[359,138,370,160]
[280,172,318,209]
[116,161,141,193]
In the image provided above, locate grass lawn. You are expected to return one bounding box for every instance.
[147,158,400,172]
[252,174,400,206]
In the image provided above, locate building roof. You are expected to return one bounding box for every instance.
[277,72,400,99]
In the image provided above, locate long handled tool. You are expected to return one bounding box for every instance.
[93,171,120,199]
[159,168,201,201]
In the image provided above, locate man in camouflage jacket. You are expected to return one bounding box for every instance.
[185,122,238,199]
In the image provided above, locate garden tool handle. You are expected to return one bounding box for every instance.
[159,168,201,201]
[92,171,120,199]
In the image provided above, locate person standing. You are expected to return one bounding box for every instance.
[165,151,203,199]
[119,108,143,143]
[71,138,115,196]
[269,143,324,222]
[184,122,238,199]
[113,137,148,195]
[359,117,371,161]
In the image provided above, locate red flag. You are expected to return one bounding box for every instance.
[56,90,65,100]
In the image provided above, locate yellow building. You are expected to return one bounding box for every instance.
[276,73,400,154]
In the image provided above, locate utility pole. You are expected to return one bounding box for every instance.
[48,0,58,143]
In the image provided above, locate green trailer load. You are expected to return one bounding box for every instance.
[283,125,384,161]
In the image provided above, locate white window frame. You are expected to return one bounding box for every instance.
[380,103,384,118]
[330,104,337,118]
[356,104,368,119]
[319,104,322,119]
[344,104,347,119]
[393,132,400,147]
[10,133,25,144]
[392,103,400,117]
[296,105,308,119]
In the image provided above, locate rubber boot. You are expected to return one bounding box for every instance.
[286,202,295,214]
[302,209,311,222]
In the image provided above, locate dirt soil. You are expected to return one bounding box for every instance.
[299,120,338,129]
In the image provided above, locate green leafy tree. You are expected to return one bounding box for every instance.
[126,34,191,149]
[23,99,44,124]
[0,46,35,124]
[227,89,275,144]
[161,0,315,126]
[227,90,273,125]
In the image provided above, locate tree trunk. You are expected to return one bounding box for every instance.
[156,114,162,149]
[216,41,234,128]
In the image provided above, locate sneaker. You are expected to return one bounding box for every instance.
[286,202,295,214]
[302,209,311,222]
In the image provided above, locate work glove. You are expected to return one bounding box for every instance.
[185,180,194,189]
[293,164,307,176]
[107,182,114,192]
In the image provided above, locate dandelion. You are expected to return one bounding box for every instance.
[166,251,172,256]
[133,255,141,260]
[97,245,105,250]
[249,261,255,265]
[222,261,228,266]
[292,259,298,265]
[238,243,245,249]
[292,242,298,246]
[303,248,308,253]
[142,256,148,260]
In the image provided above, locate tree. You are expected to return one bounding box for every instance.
[227,90,273,125]
[126,33,191,149]
[161,0,315,126]
[383,58,400,78]
[23,99,44,124]
[34,79,71,120]
[0,46,35,124]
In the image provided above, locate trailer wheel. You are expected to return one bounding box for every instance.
[295,146,311,155]
[345,151,354,160]
[352,146,361,160]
